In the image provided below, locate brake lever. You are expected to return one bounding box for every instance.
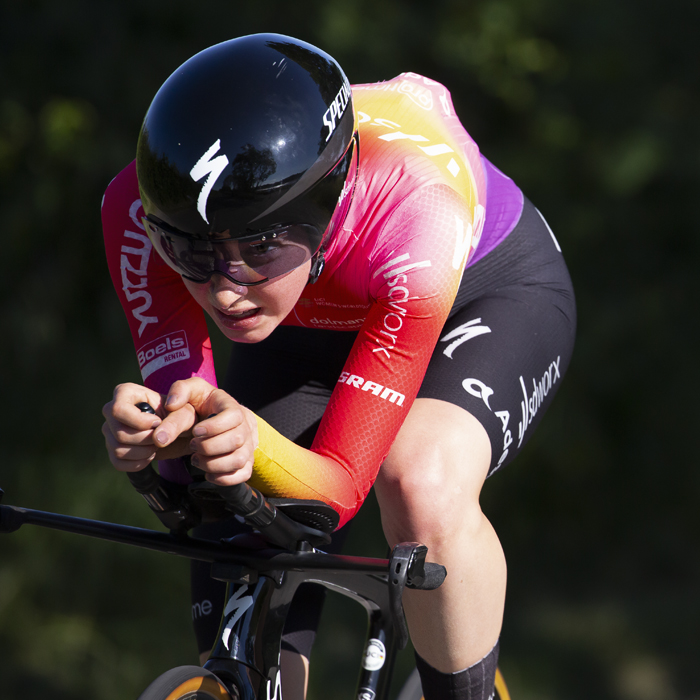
[388,543,446,649]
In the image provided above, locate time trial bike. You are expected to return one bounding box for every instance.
[0,407,510,699]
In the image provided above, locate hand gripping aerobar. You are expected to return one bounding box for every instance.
[128,402,338,550]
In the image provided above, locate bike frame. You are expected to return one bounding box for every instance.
[205,552,401,700]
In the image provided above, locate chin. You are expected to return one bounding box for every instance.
[218,322,275,344]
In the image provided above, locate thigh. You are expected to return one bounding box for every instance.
[418,199,576,475]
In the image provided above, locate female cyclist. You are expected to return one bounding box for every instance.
[101,33,576,700]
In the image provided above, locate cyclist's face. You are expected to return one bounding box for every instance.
[182,260,312,343]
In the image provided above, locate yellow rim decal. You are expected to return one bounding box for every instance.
[164,676,229,700]
[495,667,511,700]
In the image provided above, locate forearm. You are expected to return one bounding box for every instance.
[249,417,360,526]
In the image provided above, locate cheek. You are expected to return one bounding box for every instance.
[181,279,210,308]
[270,266,310,312]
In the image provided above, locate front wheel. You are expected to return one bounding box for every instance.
[137,665,235,700]
[395,666,511,700]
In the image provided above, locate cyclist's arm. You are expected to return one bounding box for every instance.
[102,162,220,480]
[248,184,478,527]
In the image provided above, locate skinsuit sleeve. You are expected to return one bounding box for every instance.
[102,161,217,483]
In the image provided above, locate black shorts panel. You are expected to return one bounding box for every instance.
[223,326,358,447]
[417,197,576,473]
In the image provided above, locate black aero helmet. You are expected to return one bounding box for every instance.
[137,33,358,285]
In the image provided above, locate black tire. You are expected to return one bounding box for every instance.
[395,666,511,700]
[137,665,235,700]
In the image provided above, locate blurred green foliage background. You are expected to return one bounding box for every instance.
[1,0,698,698]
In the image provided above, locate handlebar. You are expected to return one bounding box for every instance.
[1,423,447,652]
[128,460,338,551]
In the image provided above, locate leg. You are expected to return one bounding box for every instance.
[280,651,310,700]
[375,199,576,695]
[375,398,505,672]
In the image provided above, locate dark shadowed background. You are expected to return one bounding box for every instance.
[1,0,698,698]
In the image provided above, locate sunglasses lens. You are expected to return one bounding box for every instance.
[238,229,316,279]
[143,220,322,285]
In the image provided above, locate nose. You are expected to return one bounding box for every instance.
[208,274,249,307]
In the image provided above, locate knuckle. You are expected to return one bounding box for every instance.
[233,451,251,470]
[114,428,134,444]
[194,442,212,457]
[114,446,134,460]
[238,462,253,481]
[213,387,232,403]
[232,405,245,422]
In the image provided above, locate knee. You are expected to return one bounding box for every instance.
[374,400,492,548]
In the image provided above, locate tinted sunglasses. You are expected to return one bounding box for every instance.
[143,218,324,286]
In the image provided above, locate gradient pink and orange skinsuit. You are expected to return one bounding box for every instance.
[103,73,524,527]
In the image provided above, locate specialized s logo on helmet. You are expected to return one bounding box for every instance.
[323,80,351,142]
[190,139,229,223]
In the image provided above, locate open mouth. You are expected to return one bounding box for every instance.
[215,307,261,328]
[225,308,259,320]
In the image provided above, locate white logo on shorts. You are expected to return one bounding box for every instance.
[440,318,491,359]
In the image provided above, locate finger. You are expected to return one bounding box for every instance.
[111,381,164,412]
[113,443,160,463]
[191,444,255,475]
[164,381,245,433]
[191,403,247,440]
[202,458,254,487]
[152,402,197,448]
[103,402,162,439]
[163,377,218,414]
[109,455,156,472]
[195,390,257,442]
[189,429,247,458]
[103,384,164,431]
[206,471,253,487]
[102,415,166,447]
[102,424,156,472]
[153,436,194,461]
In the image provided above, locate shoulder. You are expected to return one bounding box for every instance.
[102,160,140,222]
[369,183,477,284]
[351,74,486,220]
[352,72,454,116]
[352,72,470,156]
